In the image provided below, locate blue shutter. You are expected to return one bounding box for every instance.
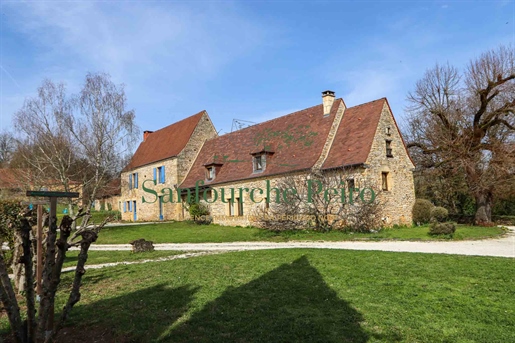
[129,174,132,190]
[123,202,126,212]
[161,166,166,183]
[135,173,139,189]
[153,168,157,182]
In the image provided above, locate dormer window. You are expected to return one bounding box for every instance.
[254,155,263,172]
[206,167,215,180]
[204,162,223,181]
[251,146,274,173]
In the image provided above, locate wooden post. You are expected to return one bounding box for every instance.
[36,204,43,297]
[47,197,57,336]
[26,190,79,339]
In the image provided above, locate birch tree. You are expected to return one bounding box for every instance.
[64,72,139,208]
[13,80,81,213]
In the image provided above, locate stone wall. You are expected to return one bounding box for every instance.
[364,102,416,225]
[119,105,415,227]
[94,195,121,212]
[120,112,217,222]
[177,113,218,182]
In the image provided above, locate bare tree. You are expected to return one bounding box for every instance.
[0,131,15,167]
[254,168,382,232]
[13,81,81,214]
[406,45,515,224]
[64,72,139,209]
[12,74,139,214]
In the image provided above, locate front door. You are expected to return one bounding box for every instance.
[133,201,137,221]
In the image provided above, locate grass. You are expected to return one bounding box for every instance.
[62,250,184,269]
[95,221,507,244]
[3,249,512,342]
[55,207,121,224]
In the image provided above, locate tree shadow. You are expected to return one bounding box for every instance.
[166,256,369,343]
[58,283,198,342]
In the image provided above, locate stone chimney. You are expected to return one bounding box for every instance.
[143,130,154,142]
[322,90,335,116]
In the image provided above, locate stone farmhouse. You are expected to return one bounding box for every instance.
[120,91,416,226]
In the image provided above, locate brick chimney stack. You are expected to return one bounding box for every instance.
[143,130,154,142]
[322,90,335,116]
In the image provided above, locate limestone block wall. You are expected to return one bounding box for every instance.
[120,158,182,221]
[364,103,416,225]
[119,112,217,222]
[313,102,346,169]
[94,195,121,212]
[189,168,367,227]
[177,113,218,182]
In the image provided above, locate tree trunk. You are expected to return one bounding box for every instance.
[0,251,25,343]
[12,231,25,294]
[474,191,493,225]
[19,219,36,343]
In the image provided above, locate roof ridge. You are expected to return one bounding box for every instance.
[217,98,344,138]
[148,110,205,135]
[346,97,386,110]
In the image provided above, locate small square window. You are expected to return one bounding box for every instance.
[347,178,355,191]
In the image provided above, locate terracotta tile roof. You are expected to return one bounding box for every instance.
[0,168,25,189]
[322,98,386,169]
[180,100,343,188]
[0,168,81,190]
[124,111,206,171]
[96,179,121,198]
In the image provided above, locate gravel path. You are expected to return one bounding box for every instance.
[86,226,515,258]
[61,251,222,273]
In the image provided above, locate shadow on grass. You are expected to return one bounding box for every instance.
[59,283,198,342]
[57,256,394,342]
[165,256,370,343]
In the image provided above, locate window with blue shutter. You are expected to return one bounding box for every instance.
[128,201,131,211]
[134,173,139,189]
[129,174,132,190]
[153,168,157,182]
[160,166,165,183]
[123,202,126,212]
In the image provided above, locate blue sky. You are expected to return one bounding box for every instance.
[0,0,513,137]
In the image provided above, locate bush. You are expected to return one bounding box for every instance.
[188,202,211,224]
[429,222,456,236]
[431,206,449,223]
[412,199,434,224]
[0,200,23,247]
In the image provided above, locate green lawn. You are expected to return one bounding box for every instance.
[63,250,184,269]
[3,249,511,342]
[95,221,507,244]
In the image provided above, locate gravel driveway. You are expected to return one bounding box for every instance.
[87,226,515,258]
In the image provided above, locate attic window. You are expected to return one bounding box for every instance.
[386,127,391,135]
[206,167,215,181]
[254,155,263,171]
[386,140,393,158]
[251,148,273,173]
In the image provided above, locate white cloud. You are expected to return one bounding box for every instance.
[1,1,271,130]
[5,2,268,81]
